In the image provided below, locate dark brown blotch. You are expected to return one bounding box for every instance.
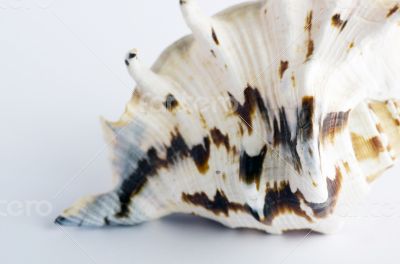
[279,60,289,79]
[164,94,179,112]
[321,111,350,142]
[305,11,313,32]
[306,39,314,61]
[210,127,230,150]
[305,11,314,61]
[298,96,315,140]
[331,14,347,31]
[116,129,212,218]
[116,147,169,218]
[239,145,267,190]
[190,137,211,174]
[262,182,313,225]
[273,108,302,173]
[182,190,247,216]
[259,168,344,224]
[211,28,220,45]
[387,4,399,17]
[228,86,268,134]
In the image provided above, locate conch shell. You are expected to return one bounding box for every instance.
[56,0,400,234]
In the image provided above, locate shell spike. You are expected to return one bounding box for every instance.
[179,0,210,31]
[179,0,221,53]
[125,49,174,95]
[179,0,245,100]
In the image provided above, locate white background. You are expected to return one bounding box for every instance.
[1,0,400,263]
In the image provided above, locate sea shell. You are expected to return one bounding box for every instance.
[56,0,400,234]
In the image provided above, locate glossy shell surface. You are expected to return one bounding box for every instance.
[56,0,400,234]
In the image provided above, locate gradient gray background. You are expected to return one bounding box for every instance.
[1,0,399,263]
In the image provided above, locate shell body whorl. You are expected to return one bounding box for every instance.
[56,0,400,234]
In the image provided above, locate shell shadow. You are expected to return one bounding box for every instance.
[160,213,322,238]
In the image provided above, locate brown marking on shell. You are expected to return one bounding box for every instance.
[305,11,314,61]
[331,14,347,31]
[179,0,186,5]
[211,28,220,45]
[321,111,350,142]
[370,101,400,127]
[190,137,211,174]
[348,41,355,50]
[238,123,245,136]
[291,73,296,88]
[343,162,351,173]
[387,4,399,18]
[306,39,314,61]
[308,147,313,156]
[228,86,270,134]
[229,90,255,134]
[369,101,400,157]
[351,133,385,161]
[199,113,207,128]
[273,108,302,173]
[164,94,179,112]
[210,127,230,150]
[231,145,238,156]
[239,145,267,190]
[115,130,212,217]
[376,124,384,133]
[210,49,217,58]
[279,61,289,79]
[305,11,313,32]
[305,168,343,218]
[182,190,247,216]
[262,182,313,225]
[116,130,192,217]
[298,96,315,140]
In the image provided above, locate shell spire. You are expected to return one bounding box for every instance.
[125,49,175,96]
[180,0,246,101]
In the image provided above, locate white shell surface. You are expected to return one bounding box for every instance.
[56,0,400,234]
